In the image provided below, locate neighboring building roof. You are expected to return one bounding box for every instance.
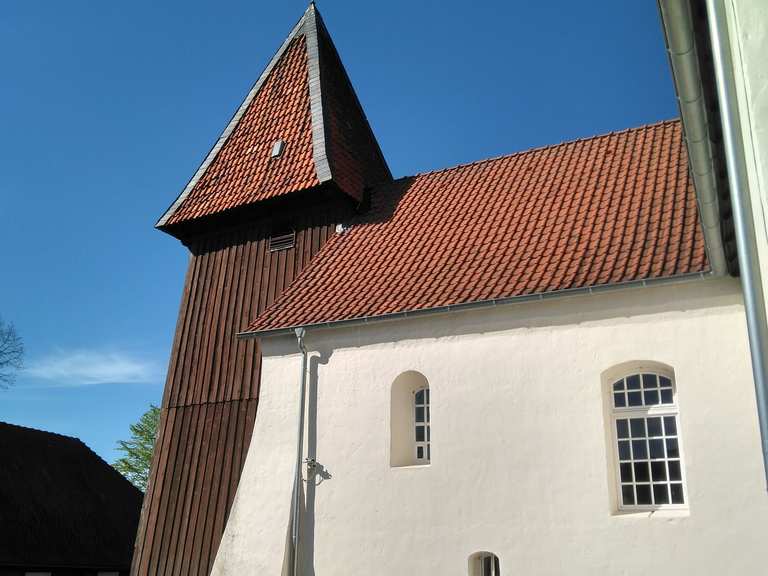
[245,119,709,335]
[157,4,391,231]
[0,422,143,571]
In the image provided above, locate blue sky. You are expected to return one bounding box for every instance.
[0,1,677,465]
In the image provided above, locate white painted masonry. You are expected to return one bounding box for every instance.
[724,0,768,323]
[213,277,768,575]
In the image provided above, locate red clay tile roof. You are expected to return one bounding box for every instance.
[158,5,390,230]
[317,19,392,201]
[164,35,318,226]
[245,119,708,334]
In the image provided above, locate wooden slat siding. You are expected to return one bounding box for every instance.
[181,237,215,406]
[173,402,208,573]
[193,403,216,574]
[227,401,246,513]
[176,402,207,573]
[133,207,341,576]
[161,253,194,410]
[285,230,297,287]
[223,234,246,401]
[132,402,174,576]
[202,241,224,402]
[199,401,230,571]
[211,239,235,403]
[133,405,177,576]
[218,233,244,403]
[153,402,195,573]
[266,238,279,310]
[209,397,239,565]
[177,237,207,407]
[149,403,191,573]
[208,241,232,402]
[187,238,215,403]
[241,229,264,400]
[166,250,198,408]
[227,231,250,399]
[160,403,199,575]
[195,242,224,405]
[187,403,219,575]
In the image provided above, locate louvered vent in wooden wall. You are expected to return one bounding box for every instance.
[269,231,296,252]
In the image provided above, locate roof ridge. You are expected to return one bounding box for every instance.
[405,118,681,180]
[0,420,81,442]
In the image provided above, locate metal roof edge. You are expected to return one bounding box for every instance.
[304,4,333,184]
[237,271,713,340]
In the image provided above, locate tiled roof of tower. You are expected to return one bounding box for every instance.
[163,35,318,225]
[244,120,709,334]
[157,4,391,231]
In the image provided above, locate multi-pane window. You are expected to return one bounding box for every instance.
[414,387,430,463]
[612,372,686,509]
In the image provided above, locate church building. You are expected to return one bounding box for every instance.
[132,5,768,575]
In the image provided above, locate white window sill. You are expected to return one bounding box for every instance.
[613,507,689,519]
[390,463,431,470]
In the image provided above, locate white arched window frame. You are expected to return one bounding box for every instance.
[391,371,431,467]
[609,366,688,510]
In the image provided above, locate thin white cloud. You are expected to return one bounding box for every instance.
[24,350,162,386]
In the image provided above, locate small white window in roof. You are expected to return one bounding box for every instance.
[271,139,285,158]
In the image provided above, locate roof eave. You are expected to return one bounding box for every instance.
[237,270,713,340]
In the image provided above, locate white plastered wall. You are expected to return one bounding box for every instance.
[212,277,768,575]
[725,0,768,303]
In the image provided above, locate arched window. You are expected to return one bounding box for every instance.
[390,371,431,467]
[468,552,500,576]
[608,364,687,509]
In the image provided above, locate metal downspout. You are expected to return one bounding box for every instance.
[706,0,768,487]
[291,327,309,575]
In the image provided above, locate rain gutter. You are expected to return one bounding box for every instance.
[658,0,728,275]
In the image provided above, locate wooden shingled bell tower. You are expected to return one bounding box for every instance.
[131,5,390,574]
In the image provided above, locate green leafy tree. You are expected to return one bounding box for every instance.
[0,316,23,389]
[114,404,160,491]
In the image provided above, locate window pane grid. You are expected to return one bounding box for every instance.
[414,387,430,462]
[615,413,684,507]
[611,371,686,511]
[612,373,674,409]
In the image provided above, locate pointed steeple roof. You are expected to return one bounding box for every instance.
[157,4,391,231]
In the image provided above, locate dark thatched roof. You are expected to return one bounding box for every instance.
[0,421,143,570]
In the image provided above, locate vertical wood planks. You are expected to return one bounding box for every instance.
[132,210,338,576]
